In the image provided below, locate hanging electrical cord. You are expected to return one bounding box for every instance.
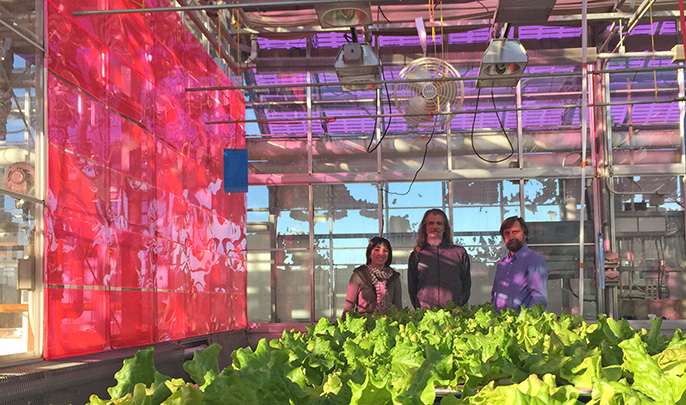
[470,88,515,163]
[385,123,438,196]
[366,60,394,153]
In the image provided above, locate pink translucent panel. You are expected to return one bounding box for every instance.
[151,89,189,151]
[154,140,184,196]
[187,292,211,335]
[47,0,247,359]
[106,54,148,122]
[47,144,108,223]
[153,189,186,244]
[188,247,211,293]
[232,292,248,329]
[108,111,157,188]
[107,170,156,235]
[107,0,154,79]
[47,76,110,165]
[110,290,154,349]
[210,292,232,331]
[47,11,107,101]
[46,213,109,287]
[210,253,228,291]
[188,207,210,250]
[155,239,189,291]
[45,287,110,358]
[108,229,155,289]
[156,291,189,342]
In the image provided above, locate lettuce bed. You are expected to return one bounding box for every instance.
[88,304,686,404]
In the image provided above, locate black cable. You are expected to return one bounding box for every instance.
[470,88,515,163]
[475,0,490,13]
[366,61,394,153]
[377,6,394,24]
[385,124,437,196]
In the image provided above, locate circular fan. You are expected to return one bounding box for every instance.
[393,57,465,128]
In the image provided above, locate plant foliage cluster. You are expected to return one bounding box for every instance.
[89,303,686,404]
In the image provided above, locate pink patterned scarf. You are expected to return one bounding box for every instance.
[367,265,393,312]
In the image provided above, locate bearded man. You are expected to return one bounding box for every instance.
[491,216,549,312]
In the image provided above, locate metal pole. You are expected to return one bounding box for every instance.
[516,81,525,216]
[579,0,589,317]
[306,38,315,324]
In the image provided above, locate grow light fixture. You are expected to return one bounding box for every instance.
[476,38,529,88]
[334,41,380,92]
[315,2,372,28]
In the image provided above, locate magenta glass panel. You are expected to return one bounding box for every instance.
[109,119,156,183]
[106,0,154,79]
[188,246,211,293]
[156,291,189,342]
[47,0,246,359]
[152,189,178,243]
[45,287,110,358]
[209,252,226,291]
[48,77,110,165]
[155,239,189,292]
[106,56,148,123]
[46,213,109,287]
[187,292,211,336]
[47,10,107,101]
[208,216,230,254]
[108,229,155,289]
[154,139,184,196]
[107,170,156,235]
[210,292,232,331]
[231,291,248,329]
[48,142,108,224]
[188,207,209,251]
[110,289,154,349]
[151,89,189,151]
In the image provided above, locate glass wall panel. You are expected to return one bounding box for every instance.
[607,57,681,166]
[247,186,271,322]
[523,178,590,315]
[0,0,43,362]
[613,175,686,320]
[0,198,37,357]
[452,180,516,306]
[313,184,379,318]
[381,132,449,172]
[267,185,310,322]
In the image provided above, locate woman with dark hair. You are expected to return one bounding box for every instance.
[407,209,471,309]
[342,237,402,317]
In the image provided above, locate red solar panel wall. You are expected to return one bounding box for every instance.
[45,0,246,359]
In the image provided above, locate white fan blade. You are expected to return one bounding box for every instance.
[405,95,437,124]
[404,66,432,94]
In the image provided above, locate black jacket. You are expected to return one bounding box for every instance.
[407,241,471,309]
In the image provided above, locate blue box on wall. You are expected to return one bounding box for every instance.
[223,148,248,193]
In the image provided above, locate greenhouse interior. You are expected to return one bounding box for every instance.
[2,0,686,403]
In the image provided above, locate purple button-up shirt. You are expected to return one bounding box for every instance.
[491,245,549,312]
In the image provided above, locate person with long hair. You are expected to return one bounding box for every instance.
[342,236,402,317]
[491,216,549,311]
[407,209,471,309]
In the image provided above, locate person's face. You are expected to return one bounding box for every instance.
[370,243,390,268]
[502,221,526,253]
[425,213,445,241]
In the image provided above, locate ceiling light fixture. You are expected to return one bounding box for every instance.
[334,29,380,92]
[476,38,529,88]
[315,2,372,28]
